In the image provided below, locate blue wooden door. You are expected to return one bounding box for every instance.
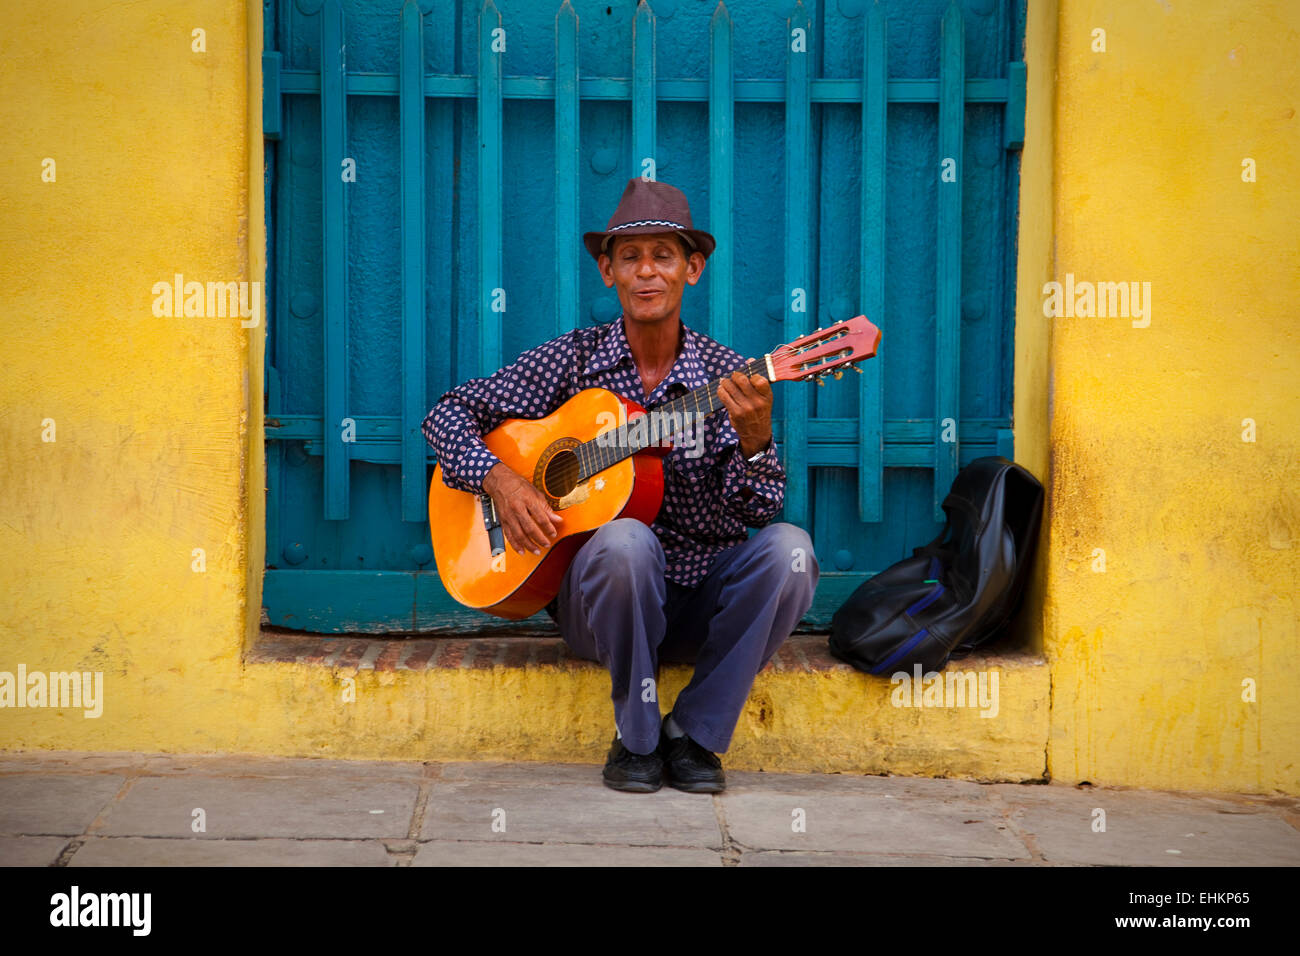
[261,0,1026,634]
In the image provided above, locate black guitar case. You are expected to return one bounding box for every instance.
[828,456,1044,675]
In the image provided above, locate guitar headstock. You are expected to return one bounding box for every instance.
[767,315,882,383]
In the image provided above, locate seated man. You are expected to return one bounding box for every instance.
[423,177,819,793]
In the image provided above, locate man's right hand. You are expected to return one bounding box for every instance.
[482,462,563,555]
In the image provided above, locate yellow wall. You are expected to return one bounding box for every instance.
[1041,0,1299,792]
[0,0,264,752]
[1,0,1295,794]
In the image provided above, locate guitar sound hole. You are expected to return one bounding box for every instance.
[542,449,581,499]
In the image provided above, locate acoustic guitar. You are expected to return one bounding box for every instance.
[428,315,881,619]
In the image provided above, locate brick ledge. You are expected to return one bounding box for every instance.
[247,628,1041,674]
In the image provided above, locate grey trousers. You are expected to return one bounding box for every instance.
[553,519,819,755]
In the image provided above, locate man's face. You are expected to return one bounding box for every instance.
[597,232,705,327]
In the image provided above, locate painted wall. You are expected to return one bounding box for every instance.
[0,0,267,752]
[0,0,1295,794]
[1039,0,1299,792]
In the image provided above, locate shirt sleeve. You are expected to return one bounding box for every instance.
[717,429,786,527]
[421,334,576,495]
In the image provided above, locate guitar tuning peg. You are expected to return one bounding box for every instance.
[815,376,825,386]
[833,369,843,380]
[853,365,863,374]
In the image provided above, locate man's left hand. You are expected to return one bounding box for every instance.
[717,368,773,460]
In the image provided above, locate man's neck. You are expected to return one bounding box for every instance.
[623,313,683,373]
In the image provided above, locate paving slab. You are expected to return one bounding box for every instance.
[0,752,429,782]
[988,781,1285,814]
[987,784,1300,866]
[437,761,599,786]
[0,836,72,866]
[720,790,1030,857]
[0,774,126,836]
[413,841,722,866]
[96,776,418,839]
[723,769,1001,798]
[440,763,1002,798]
[740,850,1044,866]
[114,754,429,782]
[0,752,152,775]
[68,837,397,866]
[421,780,723,848]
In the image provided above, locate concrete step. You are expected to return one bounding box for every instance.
[243,630,1049,781]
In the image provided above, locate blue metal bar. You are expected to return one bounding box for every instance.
[478,0,503,377]
[857,2,886,523]
[262,51,282,139]
[266,415,1011,469]
[278,72,1013,104]
[264,0,282,569]
[783,0,812,529]
[399,0,426,523]
[1014,0,1028,58]
[997,428,1015,461]
[268,415,1010,446]
[708,0,733,344]
[555,0,580,337]
[321,0,349,521]
[1001,56,1025,439]
[632,1,656,178]
[427,2,455,448]
[934,1,964,520]
[1005,60,1026,149]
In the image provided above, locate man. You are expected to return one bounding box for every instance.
[423,177,819,793]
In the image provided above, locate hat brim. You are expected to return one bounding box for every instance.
[584,225,715,262]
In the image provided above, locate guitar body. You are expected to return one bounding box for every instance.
[429,388,665,620]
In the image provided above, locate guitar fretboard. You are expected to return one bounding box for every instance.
[574,357,766,481]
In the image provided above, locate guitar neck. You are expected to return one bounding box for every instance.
[575,356,769,481]
[653,356,768,423]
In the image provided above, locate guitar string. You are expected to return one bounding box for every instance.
[569,357,767,484]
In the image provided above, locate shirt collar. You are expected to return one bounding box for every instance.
[583,315,713,396]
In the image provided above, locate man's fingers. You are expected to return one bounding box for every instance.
[748,375,773,399]
[717,379,737,412]
[517,506,552,552]
[517,492,562,552]
[508,517,546,555]
[728,369,772,404]
[526,496,561,539]
[502,521,527,555]
[722,374,762,412]
[502,511,531,554]
[497,496,549,554]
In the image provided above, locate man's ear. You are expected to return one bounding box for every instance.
[684,251,706,286]
[597,253,615,288]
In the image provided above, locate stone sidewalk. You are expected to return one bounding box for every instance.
[1,752,1297,866]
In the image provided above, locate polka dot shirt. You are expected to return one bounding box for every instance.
[422,315,786,587]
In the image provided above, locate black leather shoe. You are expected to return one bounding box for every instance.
[659,716,726,793]
[602,735,663,793]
